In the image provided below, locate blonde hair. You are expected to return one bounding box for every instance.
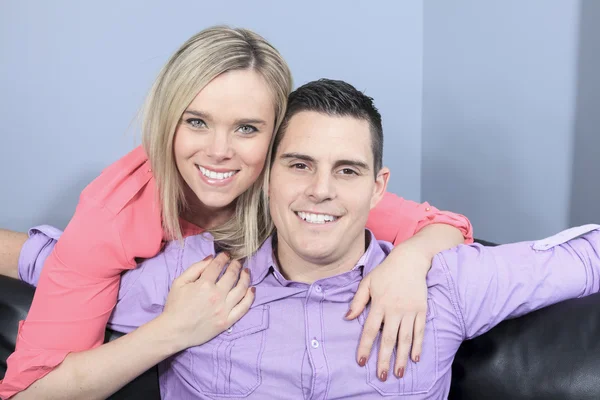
[141,26,292,258]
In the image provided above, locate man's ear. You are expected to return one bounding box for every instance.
[370,167,390,209]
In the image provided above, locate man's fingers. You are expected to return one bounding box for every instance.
[225,268,251,310]
[410,312,426,363]
[346,277,371,320]
[199,252,230,283]
[394,314,416,378]
[376,316,401,382]
[216,259,243,291]
[176,255,213,284]
[356,307,383,367]
[227,286,256,326]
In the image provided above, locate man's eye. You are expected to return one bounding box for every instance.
[292,163,308,170]
[238,125,258,134]
[340,168,358,175]
[187,118,207,128]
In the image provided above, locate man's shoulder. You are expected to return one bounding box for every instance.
[119,234,214,295]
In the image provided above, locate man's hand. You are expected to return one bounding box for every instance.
[346,247,430,381]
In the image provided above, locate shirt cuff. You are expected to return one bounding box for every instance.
[17,225,63,286]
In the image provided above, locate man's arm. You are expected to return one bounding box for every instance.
[438,225,600,340]
[0,229,28,279]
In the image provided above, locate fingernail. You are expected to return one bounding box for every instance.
[243,268,250,275]
[358,357,366,367]
[345,309,352,318]
[415,355,420,363]
[251,287,256,294]
[202,255,213,261]
[397,367,405,378]
[220,251,230,258]
[379,370,388,382]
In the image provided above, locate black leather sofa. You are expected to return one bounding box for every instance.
[2,239,600,399]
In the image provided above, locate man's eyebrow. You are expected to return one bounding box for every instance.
[333,159,370,170]
[280,153,370,170]
[279,153,315,163]
[182,109,267,126]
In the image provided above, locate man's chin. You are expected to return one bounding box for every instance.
[295,245,338,265]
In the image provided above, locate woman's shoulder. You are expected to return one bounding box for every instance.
[80,145,156,216]
[59,145,164,267]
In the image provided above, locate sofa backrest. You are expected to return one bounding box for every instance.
[3,249,600,399]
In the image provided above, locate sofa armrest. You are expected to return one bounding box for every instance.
[0,275,35,378]
[450,291,600,399]
[0,275,160,399]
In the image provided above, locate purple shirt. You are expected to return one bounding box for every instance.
[19,224,600,399]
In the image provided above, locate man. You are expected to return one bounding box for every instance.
[9,79,600,399]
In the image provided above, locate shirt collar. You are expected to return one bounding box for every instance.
[246,229,391,286]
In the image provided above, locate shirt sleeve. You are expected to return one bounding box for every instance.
[366,192,473,246]
[17,225,62,287]
[437,225,600,341]
[107,249,177,335]
[0,146,165,399]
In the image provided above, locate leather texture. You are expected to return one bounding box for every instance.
[2,238,600,399]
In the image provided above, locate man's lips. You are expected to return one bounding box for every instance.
[294,211,341,224]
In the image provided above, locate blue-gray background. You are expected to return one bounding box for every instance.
[1,1,598,244]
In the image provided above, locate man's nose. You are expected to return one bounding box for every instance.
[305,170,335,201]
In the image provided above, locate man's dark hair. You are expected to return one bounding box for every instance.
[271,79,384,175]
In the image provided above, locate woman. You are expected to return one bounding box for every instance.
[0,26,472,399]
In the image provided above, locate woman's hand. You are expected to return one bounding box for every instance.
[158,252,255,352]
[346,247,430,381]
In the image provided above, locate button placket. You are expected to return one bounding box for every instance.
[305,289,328,399]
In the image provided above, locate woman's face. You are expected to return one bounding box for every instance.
[173,68,276,219]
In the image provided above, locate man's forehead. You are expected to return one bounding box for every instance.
[278,111,373,163]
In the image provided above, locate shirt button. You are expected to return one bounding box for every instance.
[227,327,233,333]
[315,285,322,293]
[311,339,320,348]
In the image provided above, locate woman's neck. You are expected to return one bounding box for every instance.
[181,188,236,230]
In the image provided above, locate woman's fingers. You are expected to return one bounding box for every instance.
[199,252,230,283]
[225,268,251,310]
[216,259,243,291]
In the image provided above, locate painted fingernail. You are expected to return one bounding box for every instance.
[358,357,366,367]
[397,367,405,378]
[251,287,256,294]
[345,309,352,318]
[415,355,420,363]
[379,370,388,382]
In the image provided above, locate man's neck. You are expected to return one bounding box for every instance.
[274,232,369,284]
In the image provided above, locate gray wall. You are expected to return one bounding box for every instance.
[2,1,598,243]
[569,0,600,228]
[0,1,424,231]
[421,0,581,243]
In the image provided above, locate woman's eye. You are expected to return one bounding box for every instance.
[238,125,258,135]
[187,118,206,129]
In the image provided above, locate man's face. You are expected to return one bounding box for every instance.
[269,111,389,266]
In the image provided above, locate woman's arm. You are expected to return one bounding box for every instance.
[0,229,27,280]
[14,254,254,400]
[0,147,165,399]
[351,192,472,381]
